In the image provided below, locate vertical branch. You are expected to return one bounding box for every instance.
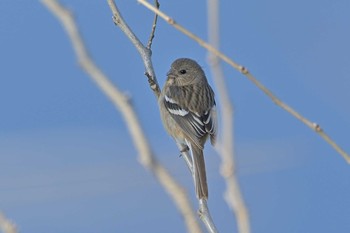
[207,1,251,233]
[107,0,161,98]
[41,1,202,233]
[179,150,219,233]
[0,212,17,233]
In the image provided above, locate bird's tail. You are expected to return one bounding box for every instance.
[190,143,208,200]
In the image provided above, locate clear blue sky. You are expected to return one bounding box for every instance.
[1,1,350,233]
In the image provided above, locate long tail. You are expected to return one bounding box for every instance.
[189,143,208,200]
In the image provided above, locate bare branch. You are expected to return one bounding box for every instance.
[198,199,218,233]
[41,1,201,233]
[179,150,219,232]
[107,1,219,232]
[146,0,160,49]
[107,0,161,98]
[0,212,17,233]
[207,1,251,233]
[138,0,350,164]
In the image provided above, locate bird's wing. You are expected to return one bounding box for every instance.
[162,93,216,149]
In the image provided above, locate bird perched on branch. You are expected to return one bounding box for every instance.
[159,58,217,200]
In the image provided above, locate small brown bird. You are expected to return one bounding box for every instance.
[159,58,217,200]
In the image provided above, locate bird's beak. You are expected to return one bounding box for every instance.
[166,67,177,78]
[166,71,173,76]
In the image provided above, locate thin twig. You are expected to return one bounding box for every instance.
[107,0,161,98]
[138,0,350,164]
[41,1,202,233]
[207,1,251,233]
[0,212,17,233]
[198,199,218,233]
[146,0,160,49]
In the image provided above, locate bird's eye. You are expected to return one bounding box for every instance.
[179,69,187,74]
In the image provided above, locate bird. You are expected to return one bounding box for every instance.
[158,58,217,200]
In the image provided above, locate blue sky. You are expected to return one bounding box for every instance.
[1,1,350,233]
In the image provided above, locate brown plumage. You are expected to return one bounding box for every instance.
[159,58,217,199]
